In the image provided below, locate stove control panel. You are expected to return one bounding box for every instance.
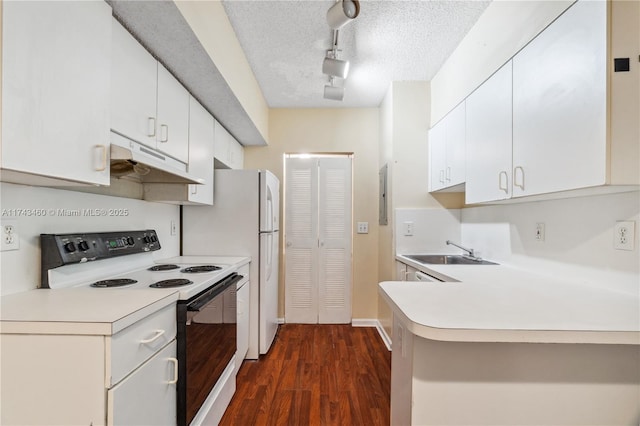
[40,230,161,287]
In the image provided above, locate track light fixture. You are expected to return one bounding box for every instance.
[324,78,344,101]
[321,1,360,101]
[322,51,350,79]
[327,0,360,29]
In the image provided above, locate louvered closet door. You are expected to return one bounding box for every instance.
[284,158,319,323]
[318,157,352,323]
[284,156,352,324]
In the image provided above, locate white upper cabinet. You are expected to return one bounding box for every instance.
[156,65,190,163]
[110,18,157,151]
[185,97,214,205]
[429,101,465,192]
[214,120,244,170]
[465,61,513,204]
[111,19,189,164]
[143,96,214,205]
[1,1,112,186]
[512,0,607,197]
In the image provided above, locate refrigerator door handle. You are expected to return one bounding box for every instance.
[266,233,273,281]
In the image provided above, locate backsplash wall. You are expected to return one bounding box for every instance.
[395,191,639,292]
[0,182,180,296]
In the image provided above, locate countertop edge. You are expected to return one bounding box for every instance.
[378,282,640,345]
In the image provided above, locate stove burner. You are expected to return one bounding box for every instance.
[180,265,222,273]
[148,264,180,271]
[91,278,137,288]
[150,279,193,288]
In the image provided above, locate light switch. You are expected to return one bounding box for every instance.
[357,222,368,234]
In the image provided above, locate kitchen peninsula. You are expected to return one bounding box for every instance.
[379,262,640,425]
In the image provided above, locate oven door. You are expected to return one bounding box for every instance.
[176,273,242,426]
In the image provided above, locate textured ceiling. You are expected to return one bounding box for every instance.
[222,0,491,108]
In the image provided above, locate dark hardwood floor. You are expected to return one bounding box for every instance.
[220,324,391,426]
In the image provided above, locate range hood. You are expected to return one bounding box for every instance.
[110,131,204,184]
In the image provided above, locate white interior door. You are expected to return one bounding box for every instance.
[284,156,352,324]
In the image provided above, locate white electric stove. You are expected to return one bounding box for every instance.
[40,230,245,426]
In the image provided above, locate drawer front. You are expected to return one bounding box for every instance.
[108,303,176,386]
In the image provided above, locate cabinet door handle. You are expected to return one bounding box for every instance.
[94,145,107,171]
[160,124,169,143]
[190,185,197,195]
[167,358,178,384]
[498,171,509,194]
[446,166,451,182]
[140,329,165,344]
[439,170,445,184]
[513,166,525,191]
[147,117,156,137]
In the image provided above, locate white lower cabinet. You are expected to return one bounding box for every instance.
[395,261,418,281]
[0,304,177,426]
[108,341,177,426]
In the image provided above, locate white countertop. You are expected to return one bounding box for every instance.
[382,255,640,345]
[0,288,179,335]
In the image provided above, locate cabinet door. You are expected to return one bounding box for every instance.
[465,61,513,204]
[214,120,231,168]
[156,64,190,163]
[395,261,408,281]
[108,340,177,426]
[110,18,158,150]
[229,137,245,170]
[187,97,215,205]
[236,281,250,371]
[512,0,607,197]
[428,122,446,191]
[2,1,111,185]
[445,102,466,187]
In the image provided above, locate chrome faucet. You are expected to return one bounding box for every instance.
[446,240,478,259]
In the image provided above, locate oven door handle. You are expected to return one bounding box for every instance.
[186,273,244,312]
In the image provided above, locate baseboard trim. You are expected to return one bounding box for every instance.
[277,317,285,324]
[352,318,392,351]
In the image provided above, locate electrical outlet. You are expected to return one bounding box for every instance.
[403,221,414,236]
[170,220,178,236]
[614,221,635,251]
[535,223,545,242]
[1,220,20,251]
[357,222,368,234]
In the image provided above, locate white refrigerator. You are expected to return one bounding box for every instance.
[182,169,280,359]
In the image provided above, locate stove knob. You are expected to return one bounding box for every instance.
[78,241,90,251]
[127,237,135,246]
[143,236,151,244]
[150,235,158,243]
[64,242,76,253]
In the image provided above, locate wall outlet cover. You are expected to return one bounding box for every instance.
[1,219,20,251]
[535,223,545,242]
[614,221,635,251]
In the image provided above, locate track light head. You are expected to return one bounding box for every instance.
[322,56,350,79]
[324,84,344,101]
[327,0,360,29]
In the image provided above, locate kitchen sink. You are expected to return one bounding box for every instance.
[404,254,498,265]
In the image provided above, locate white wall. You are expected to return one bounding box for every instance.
[0,183,180,296]
[462,190,640,292]
[395,208,461,255]
[430,0,573,124]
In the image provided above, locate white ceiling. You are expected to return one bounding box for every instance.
[222,0,492,108]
